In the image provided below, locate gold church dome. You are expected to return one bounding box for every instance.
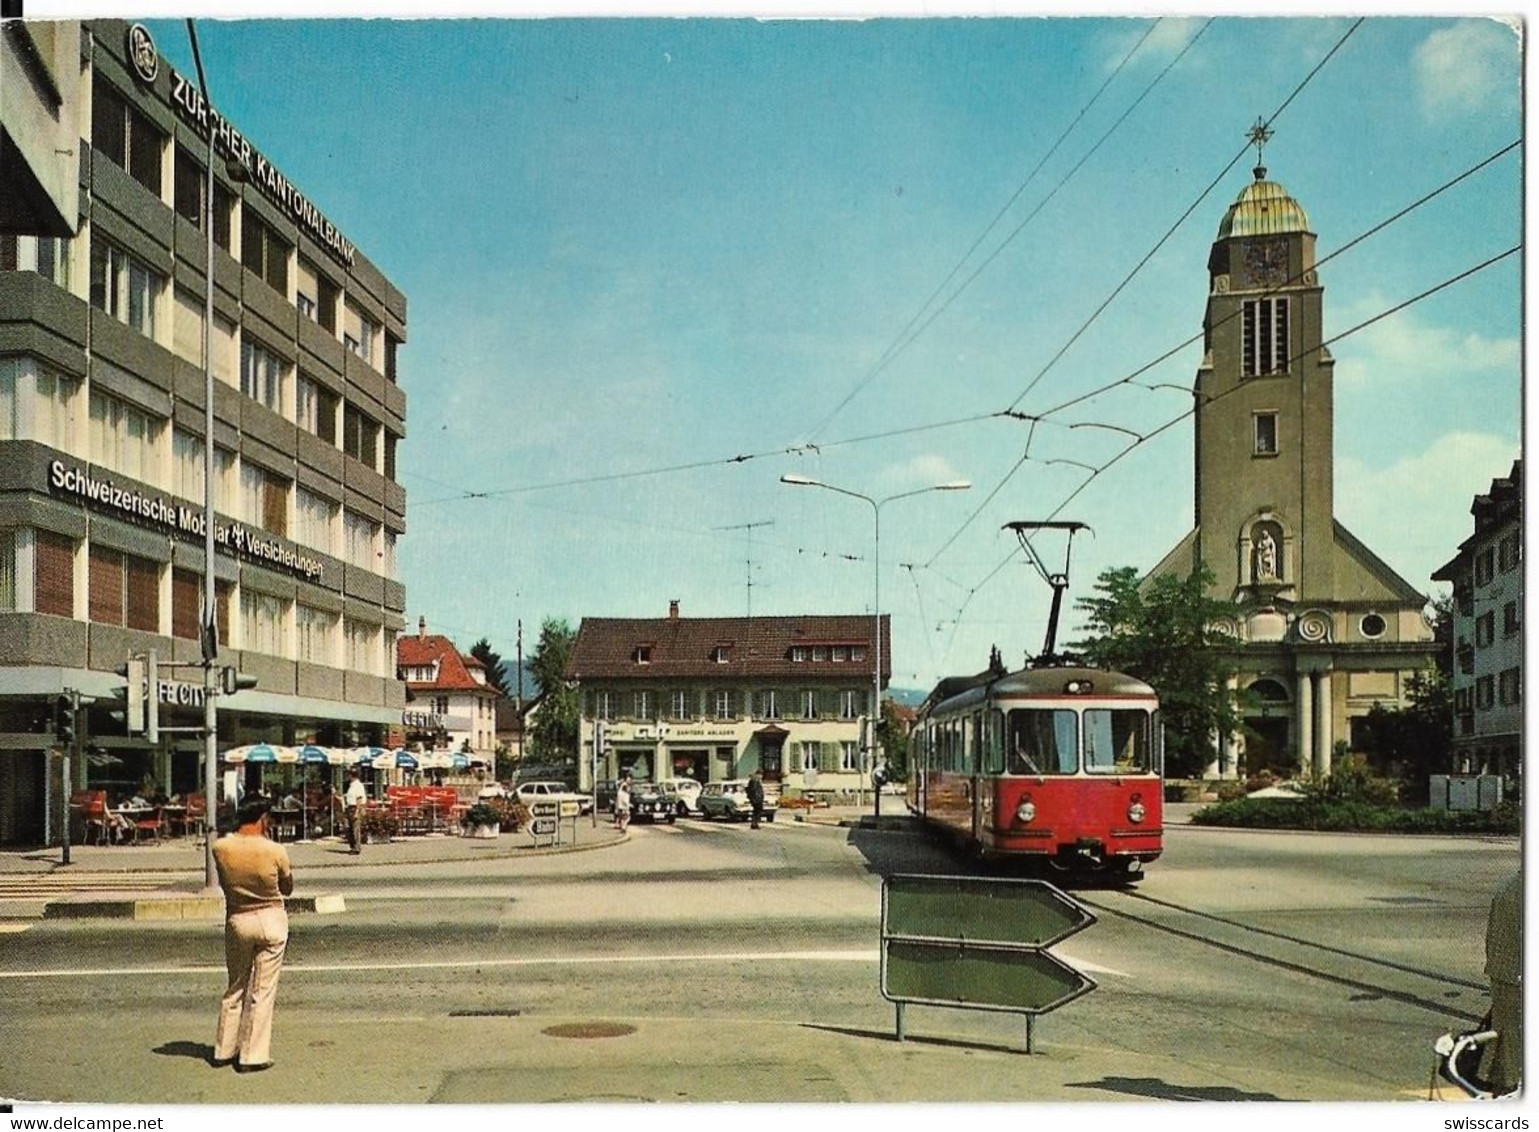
[1216,171,1312,240]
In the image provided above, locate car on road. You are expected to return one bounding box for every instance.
[697,779,778,822]
[655,777,703,816]
[514,780,594,815]
[628,781,678,823]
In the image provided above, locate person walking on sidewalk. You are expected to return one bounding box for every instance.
[614,774,633,833]
[344,769,367,855]
[747,769,766,830]
[211,797,293,1073]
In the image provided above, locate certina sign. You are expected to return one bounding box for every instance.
[125,25,357,269]
[50,460,325,582]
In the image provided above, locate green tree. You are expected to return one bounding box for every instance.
[1070,564,1247,779]
[469,638,509,696]
[875,699,911,781]
[527,618,579,767]
[1352,669,1452,803]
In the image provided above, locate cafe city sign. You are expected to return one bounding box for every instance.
[126,24,357,269]
[50,460,324,582]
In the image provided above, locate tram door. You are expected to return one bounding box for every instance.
[969,711,984,845]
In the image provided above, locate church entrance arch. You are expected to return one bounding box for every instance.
[1244,677,1293,775]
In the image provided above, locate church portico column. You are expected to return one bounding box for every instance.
[1221,674,1240,778]
[1296,671,1313,778]
[1315,669,1334,778]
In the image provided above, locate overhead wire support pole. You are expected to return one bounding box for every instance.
[187,20,220,891]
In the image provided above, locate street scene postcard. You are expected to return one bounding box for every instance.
[0,6,1525,1128]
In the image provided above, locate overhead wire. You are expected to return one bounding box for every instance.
[803,17,1168,442]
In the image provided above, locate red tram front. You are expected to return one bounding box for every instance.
[905,665,1163,879]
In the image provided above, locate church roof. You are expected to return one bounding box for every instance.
[1216,173,1312,240]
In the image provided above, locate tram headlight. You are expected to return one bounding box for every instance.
[1015,798,1036,824]
[1127,792,1146,824]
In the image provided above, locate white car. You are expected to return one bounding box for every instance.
[655,777,704,816]
[514,780,594,815]
[697,779,779,822]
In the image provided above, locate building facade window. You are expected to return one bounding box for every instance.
[173,148,234,251]
[241,207,290,296]
[92,81,164,196]
[595,691,614,721]
[633,691,652,719]
[0,233,71,288]
[239,462,289,538]
[242,590,292,658]
[669,690,690,719]
[295,488,339,556]
[802,690,819,720]
[1253,411,1278,456]
[1498,666,1522,707]
[296,604,339,667]
[798,742,818,773]
[240,338,288,415]
[1476,611,1496,648]
[1475,674,1496,710]
[91,239,164,339]
[839,690,860,720]
[791,647,806,663]
[344,511,380,571]
[34,529,75,617]
[343,301,378,366]
[343,405,379,468]
[1241,297,1290,376]
[851,645,867,662]
[714,690,733,719]
[345,618,381,676]
[0,529,13,611]
[89,390,161,484]
[89,546,158,631]
[759,689,780,720]
[711,645,732,664]
[840,741,860,772]
[0,358,78,449]
[1475,546,1497,586]
[1499,531,1521,572]
[1503,601,1521,637]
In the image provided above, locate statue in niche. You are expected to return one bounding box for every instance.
[1254,528,1279,580]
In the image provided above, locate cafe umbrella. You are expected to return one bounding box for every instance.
[295,745,332,840]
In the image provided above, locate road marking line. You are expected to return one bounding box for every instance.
[0,947,1130,980]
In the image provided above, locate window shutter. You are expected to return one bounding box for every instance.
[262,474,287,537]
[172,568,199,639]
[34,531,75,616]
[215,580,232,645]
[89,546,124,625]
[125,555,159,632]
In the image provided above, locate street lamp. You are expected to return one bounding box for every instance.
[779,473,971,809]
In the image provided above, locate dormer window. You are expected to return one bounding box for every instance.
[711,645,732,664]
[632,645,652,665]
[832,646,848,662]
[790,647,806,663]
[812,646,828,662]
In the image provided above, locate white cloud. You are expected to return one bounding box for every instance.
[1337,431,1519,591]
[1413,20,1519,120]
[1099,17,1206,76]
[1330,290,1519,388]
[882,453,968,492]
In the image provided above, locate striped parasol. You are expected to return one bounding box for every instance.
[222,743,296,764]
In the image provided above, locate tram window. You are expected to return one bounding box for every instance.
[1083,709,1151,774]
[963,713,976,773]
[986,709,1005,774]
[1006,709,1077,775]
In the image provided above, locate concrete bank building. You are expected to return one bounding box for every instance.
[0,20,408,844]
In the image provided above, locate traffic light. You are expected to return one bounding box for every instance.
[221,668,258,696]
[113,656,147,734]
[54,693,76,750]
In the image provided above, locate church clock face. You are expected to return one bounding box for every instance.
[1244,238,1289,286]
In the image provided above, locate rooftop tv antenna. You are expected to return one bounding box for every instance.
[715,520,774,616]
[1003,521,1091,666]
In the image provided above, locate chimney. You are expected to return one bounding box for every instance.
[668,599,680,621]
[418,615,426,639]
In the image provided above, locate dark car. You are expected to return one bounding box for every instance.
[596,779,619,813]
[628,781,677,823]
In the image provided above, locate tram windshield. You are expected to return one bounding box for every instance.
[1005,709,1077,775]
[1083,709,1153,774]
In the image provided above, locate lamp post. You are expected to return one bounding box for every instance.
[779,474,970,809]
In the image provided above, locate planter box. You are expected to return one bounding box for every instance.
[466,824,499,840]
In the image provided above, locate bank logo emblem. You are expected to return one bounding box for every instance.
[127,24,159,85]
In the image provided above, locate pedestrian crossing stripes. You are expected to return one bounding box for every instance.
[0,872,191,900]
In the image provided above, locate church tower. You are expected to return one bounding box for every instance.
[1148,128,1437,779]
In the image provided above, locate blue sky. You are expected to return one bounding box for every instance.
[129,11,1521,691]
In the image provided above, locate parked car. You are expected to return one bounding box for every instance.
[628,781,677,823]
[477,781,508,799]
[595,779,619,813]
[697,779,778,822]
[514,780,594,815]
[655,777,704,816]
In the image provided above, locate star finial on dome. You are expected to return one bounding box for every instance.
[1247,117,1275,181]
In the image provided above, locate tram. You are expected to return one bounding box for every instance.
[904,521,1164,879]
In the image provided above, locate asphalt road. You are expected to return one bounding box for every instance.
[0,815,1519,1104]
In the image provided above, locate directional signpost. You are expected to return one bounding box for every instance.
[529,801,558,847]
[879,874,1097,1053]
